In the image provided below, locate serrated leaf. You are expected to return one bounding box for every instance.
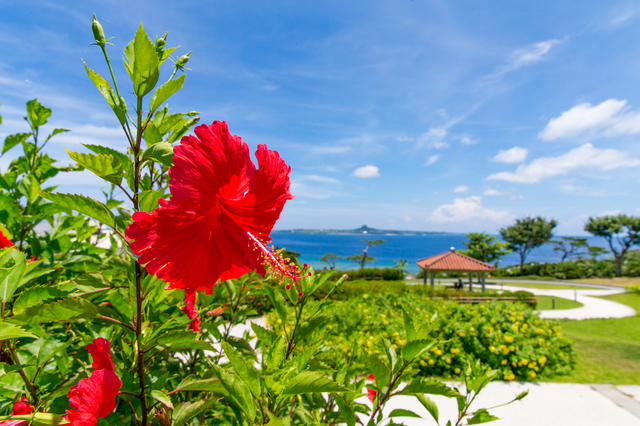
[139,189,163,212]
[172,399,215,426]
[174,376,226,394]
[149,74,185,112]
[37,337,69,366]
[83,62,126,124]
[468,408,499,424]
[264,286,288,325]
[282,371,346,394]
[251,322,276,346]
[2,133,30,155]
[0,322,37,339]
[45,128,69,143]
[389,409,421,418]
[67,150,123,185]
[417,394,439,423]
[151,389,173,409]
[143,122,163,146]
[41,193,115,229]
[10,298,99,324]
[142,142,173,167]
[0,249,26,304]
[82,144,131,169]
[402,339,436,361]
[332,393,356,426]
[211,365,255,420]
[402,378,461,398]
[366,352,391,390]
[25,99,51,128]
[128,24,160,97]
[222,341,261,398]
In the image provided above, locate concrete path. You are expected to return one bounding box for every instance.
[357,382,640,425]
[499,284,636,320]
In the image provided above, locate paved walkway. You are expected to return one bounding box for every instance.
[359,382,640,425]
[499,284,636,320]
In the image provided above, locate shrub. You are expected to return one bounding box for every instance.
[329,267,405,281]
[268,293,574,381]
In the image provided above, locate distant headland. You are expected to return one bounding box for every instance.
[273,225,457,236]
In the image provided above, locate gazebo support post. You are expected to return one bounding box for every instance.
[430,271,435,290]
[468,272,473,292]
[481,272,486,292]
[423,269,427,286]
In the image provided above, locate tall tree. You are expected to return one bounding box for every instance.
[499,216,557,273]
[348,239,385,269]
[320,253,341,269]
[584,214,640,277]
[550,237,589,261]
[460,232,511,265]
[392,258,409,275]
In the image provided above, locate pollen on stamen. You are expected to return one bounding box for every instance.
[247,232,311,294]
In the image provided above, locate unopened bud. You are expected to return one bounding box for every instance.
[156,33,167,50]
[186,117,200,127]
[91,14,106,46]
[298,292,303,297]
[175,51,192,68]
[285,285,291,290]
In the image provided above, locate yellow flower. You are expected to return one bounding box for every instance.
[445,358,452,364]
[420,360,427,367]
[380,314,387,319]
[451,348,460,355]
[436,349,443,356]
[363,294,368,299]
[521,359,529,365]
[511,324,519,332]
[535,328,544,334]
[501,359,508,365]
[428,359,435,365]
[529,371,536,378]
[454,368,461,374]
[399,340,407,346]
[458,332,466,338]
[489,346,496,353]
[504,336,514,343]
[538,357,547,365]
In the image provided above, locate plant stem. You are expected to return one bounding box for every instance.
[9,344,38,404]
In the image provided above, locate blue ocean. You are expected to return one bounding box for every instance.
[268,233,610,274]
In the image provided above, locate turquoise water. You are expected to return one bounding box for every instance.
[268,233,610,274]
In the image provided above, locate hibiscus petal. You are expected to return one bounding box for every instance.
[85,338,115,372]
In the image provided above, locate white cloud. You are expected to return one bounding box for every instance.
[403,215,412,223]
[311,145,352,155]
[416,127,448,149]
[493,147,528,164]
[454,186,468,193]
[486,39,560,82]
[487,143,640,184]
[352,165,380,178]
[539,99,640,141]
[600,210,622,216]
[484,189,501,196]
[426,196,514,225]
[460,136,477,145]
[425,155,440,166]
[299,175,340,184]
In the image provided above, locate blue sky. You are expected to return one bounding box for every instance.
[2,1,640,235]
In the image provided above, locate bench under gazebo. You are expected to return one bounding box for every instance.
[416,247,494,292]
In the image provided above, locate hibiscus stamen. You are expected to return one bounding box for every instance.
[246,231,311,295]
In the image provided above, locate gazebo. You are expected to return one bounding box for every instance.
[416,247,495,292]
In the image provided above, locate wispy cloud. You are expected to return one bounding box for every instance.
[425,155,440,166]
[426,196,514,226]
[492,147,528,164]
[352,165,379,178]
[490,39,560,80]
[454,186,468,193]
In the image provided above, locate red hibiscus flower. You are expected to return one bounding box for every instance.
[64,338,121,426]
[182,290,200,332]
[126,121,301,294]
[0,396,32,426]
[366,373,377,403]
[0,231,13,249]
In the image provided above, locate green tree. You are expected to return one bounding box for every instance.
[584,214,640,276]
[499,216,557,274]
[320,252,341,269]
[392,257,409,275]
[460,232,510,265]
[551,237,589,261]
[348,239,384,269]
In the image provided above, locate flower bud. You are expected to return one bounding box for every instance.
[175,51,192,68]
[91,14,106,46]
[156,33,167,50]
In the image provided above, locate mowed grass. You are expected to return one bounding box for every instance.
[546,292,640,384]
[536,295,583,310]
[567,277,640,287]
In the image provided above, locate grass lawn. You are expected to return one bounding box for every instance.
[546,292,640,384]
[566,277,640,287]
[536,295,583,310]
[487,282,595,290]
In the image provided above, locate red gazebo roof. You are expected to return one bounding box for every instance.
[416,248,494,272]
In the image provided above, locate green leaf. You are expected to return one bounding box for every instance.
[264,286,288,325]
[128,24,160,97]
[83,62,127,124]
[0,322,37,339]
[402,378,461,398]
[10,298,99,324]
[416,394,439,423]
[149,74,185,112]
[14,285,66,315]
[222,341,261,398]
[0,413,65,426]
[0,249,27,305]
[66,150,123,185]
[45,128,70,143]
[17,174,41,203]
[151,389,173,409]
[211,365,256,420]
[2,133,30,155]
[151,331,213,351]
[25,99,51,128]
[365,352,391,390]
[41,193,116,229]
[402,339,436,361]
[251,322,276,346]
[174,376,226,394]
[82,144,131,169]
[402,307,417,341]
[172,399,215,426]
[37,337,69,366]
[389,409,421,419]
[467,408,499,424]
[282,371,346,394]
[143,122,163,146]
[142,142,173,167]
[332,394,356,426]
[139,189,163,212]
